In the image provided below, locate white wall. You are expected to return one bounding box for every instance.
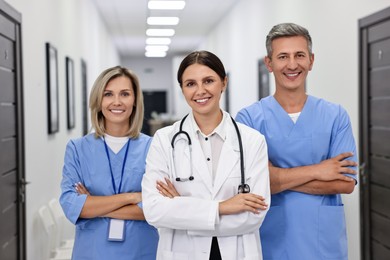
[4,0,120,259]
[201,1,390,260]
[171,55,192,119]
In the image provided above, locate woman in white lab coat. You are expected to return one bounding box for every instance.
[142,51,270,260]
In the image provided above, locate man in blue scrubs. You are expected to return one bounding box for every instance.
[236,23,358,260]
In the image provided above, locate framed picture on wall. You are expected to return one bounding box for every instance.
[258,59,270,99]
[66,57,75,129]
[46,42,59,134]
[81,59,88,136]
[225,72,230,113]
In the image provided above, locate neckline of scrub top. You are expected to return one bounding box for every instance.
[288,112,301,124]
[103,137,130,194]
[269,95,314,137]
[104,134,128,153]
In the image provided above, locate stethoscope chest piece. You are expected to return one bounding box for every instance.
[238,183,250,194]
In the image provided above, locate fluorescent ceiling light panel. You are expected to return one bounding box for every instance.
[146,38,171,45]
[145,51,167,58]
[146,29,175,37]
[147,17,179,25]
[148,1,186,10]
[145,45,169,52]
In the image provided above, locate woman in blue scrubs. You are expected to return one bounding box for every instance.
[236,23,358,260]
[60,66,158,259]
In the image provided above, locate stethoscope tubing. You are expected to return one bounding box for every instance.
[171,114,250,193]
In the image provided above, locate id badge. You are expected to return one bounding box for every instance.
[108,219,125,242]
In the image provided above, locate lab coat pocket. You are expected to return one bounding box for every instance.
[161,251,189,260]
[243,254,261,260]
[318,205,348,259]
[225,175,241,196]
[260,206,285,259]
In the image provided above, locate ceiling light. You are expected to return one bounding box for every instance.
[145,45,169,52]
[148,1,185,10]
[145,51,167,58]
[146,29,175,37]
[147,17,179,26]
[146,38,171,45]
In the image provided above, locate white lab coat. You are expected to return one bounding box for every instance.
[142,111,270,260]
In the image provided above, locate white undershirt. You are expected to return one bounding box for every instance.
[104,134,129,154]
[288,112,301,124]
[197,132,224,185]
[193,114,226,186]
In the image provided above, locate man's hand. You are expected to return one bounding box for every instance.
[314,152,357,182]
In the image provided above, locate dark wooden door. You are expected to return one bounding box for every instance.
[359,6,390,260]
[0,1,25,259]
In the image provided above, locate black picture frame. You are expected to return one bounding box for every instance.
[46,42,59,134]
[81,59,88,136]
[258,59,270,99]
[66,57,75,129]
[225,72,230,113]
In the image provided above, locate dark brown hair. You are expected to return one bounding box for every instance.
[177,50,226,87]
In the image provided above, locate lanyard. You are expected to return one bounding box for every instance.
[103,138,130,194]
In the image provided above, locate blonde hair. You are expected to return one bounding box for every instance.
[89,66,144,138]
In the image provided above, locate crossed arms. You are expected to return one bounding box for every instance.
[75,183,145,220]
[269,152,357,195]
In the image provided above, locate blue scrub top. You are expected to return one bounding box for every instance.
[236,95,357,260]
[60,133,158,260]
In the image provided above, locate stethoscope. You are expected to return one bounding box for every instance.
[170,114,250,194]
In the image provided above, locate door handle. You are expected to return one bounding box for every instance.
[359,162,367,185]
[20,178,31,186]
[19,179,31,203]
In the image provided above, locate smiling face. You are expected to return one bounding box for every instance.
[265,36,314,93]
[181,63,227,119]
[101,76,135,135]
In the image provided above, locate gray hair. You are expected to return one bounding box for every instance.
[266,23,312,58]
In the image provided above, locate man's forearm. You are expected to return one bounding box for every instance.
[292,179,355,195]
[270,165,316,194]
[269,153,357,195]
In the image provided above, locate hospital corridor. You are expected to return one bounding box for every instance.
[1,0,390,259]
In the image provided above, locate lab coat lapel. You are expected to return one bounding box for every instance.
[179,115,213,193]
[212,122,240,197]
[191,136,214,193]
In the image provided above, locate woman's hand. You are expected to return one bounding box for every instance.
[128,192,142,204]
[156,178,180,198]
[75,182,91,195]
[219,193,268,215]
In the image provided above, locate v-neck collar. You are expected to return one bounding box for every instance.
[268,95,313,138]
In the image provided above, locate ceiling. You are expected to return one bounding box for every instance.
[92,0,238,58]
